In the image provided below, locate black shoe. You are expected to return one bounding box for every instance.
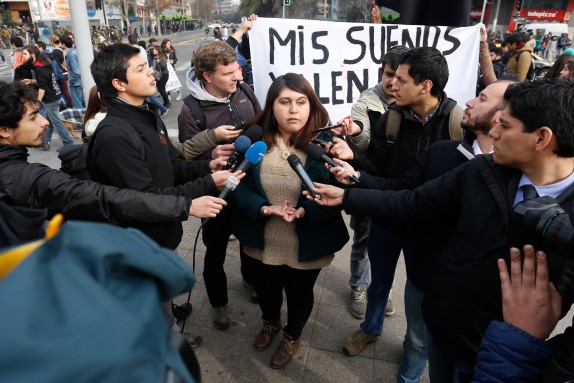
[172,302,192,321]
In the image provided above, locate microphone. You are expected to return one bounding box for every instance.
[203,175,239,225]
[221,125,264,170]
[244,125,264,142]
[287,154,321,200]
[306,144,360,183]
[235,141,267,173]
[217,175,239,200]
[222,135,251,170]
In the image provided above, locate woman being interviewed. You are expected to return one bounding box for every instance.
[233,73,349,369]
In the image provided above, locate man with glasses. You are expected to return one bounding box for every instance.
[178,40,261,331]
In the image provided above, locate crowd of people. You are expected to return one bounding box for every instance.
[1,12,574,383]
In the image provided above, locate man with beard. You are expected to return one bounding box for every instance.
[327,79,513,383]
[311,78,574,382]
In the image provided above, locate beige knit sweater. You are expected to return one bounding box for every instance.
[243,137,334,270]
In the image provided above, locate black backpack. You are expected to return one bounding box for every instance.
[59,117,144,181]
[181,81,257,132]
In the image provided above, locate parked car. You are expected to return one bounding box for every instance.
[532,53,553,79]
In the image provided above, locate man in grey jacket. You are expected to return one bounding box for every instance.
[178,40,261,330]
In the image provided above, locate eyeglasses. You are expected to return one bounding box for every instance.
[53,40,60,44]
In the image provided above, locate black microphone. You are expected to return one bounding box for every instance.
[244,125,264,142]
[203,175,239,225]
[306,144,360,183]
[287,154,321,200]
[222,135,251,170]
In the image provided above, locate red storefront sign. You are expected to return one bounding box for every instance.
[519,9,565,20]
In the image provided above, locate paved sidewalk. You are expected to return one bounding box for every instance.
[175,216,423,383]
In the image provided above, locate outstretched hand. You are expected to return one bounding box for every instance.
[303,182,345,206]
[211,170,245,190]
[189,196,227,218]
[499,245,562,339]
[328,158,358,185]
[324,137,354,160]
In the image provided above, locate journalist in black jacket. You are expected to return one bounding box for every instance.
[312,80,574,381]
[354,137,475,293]
[89,98,218,249]
[343,154,574,377]
[353,92,459,177]
[0,145,191,224]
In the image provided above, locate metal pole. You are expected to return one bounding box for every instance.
[102,0,109,27]
[491,0,501,32]
[479,0,488,24]
[67,0,95,104]
[283,0,285,18]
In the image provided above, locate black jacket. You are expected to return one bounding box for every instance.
[89,100,217,249]
[356,138,476,292]
[343,154,574,374]
[0,144,190,225]
[354,93,459,178]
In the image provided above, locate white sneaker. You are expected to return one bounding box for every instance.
[176,93,182,101]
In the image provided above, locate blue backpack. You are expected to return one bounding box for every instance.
[0,220,198,383]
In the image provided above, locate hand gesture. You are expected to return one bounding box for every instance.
[211,143,235,161]
[499,245,562,339]
[372,3,381,24]
[211,170,246,190]
[209,158,227,172]
[480,27,488,43]
[214,125,242,142]
[260,200,304,222]
[331,117,361,137]
[329,158,358,185]
[189,195,227,218]
[324,137,354,160]
[303,182,345,206]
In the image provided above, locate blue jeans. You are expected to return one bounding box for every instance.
[42,100,74,146]
[69,85,85,108]
[397,280,428,383]
[146,96,167,112]
[360,222,410,336]
[349,214,370,289]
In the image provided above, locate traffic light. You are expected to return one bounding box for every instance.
[284,0,290,5]
[516,0,523,11]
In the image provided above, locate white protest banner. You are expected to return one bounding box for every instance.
[165,62,182,92]
[250,18,481,122]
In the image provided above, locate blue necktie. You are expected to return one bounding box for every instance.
[521,184,538,201]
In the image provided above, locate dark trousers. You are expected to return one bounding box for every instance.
[59,76,73,107]
[202,204,254,307]
[250,257,321,340]
[157,75,169,105]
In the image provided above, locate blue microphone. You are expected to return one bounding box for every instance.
[222,135,251,170]
[236,141,267,173]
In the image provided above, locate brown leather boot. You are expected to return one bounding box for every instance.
[254,319,281,351]
[270,332,301,369]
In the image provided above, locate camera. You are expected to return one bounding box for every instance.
[512,196,574,298]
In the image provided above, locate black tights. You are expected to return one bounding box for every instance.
[249,258,321,340]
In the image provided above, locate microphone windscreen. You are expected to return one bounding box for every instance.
[234,135,251,153]
[306,144,325,161]
[287,153,302,168]
[244,125,264,142]
[244,141,267,165]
